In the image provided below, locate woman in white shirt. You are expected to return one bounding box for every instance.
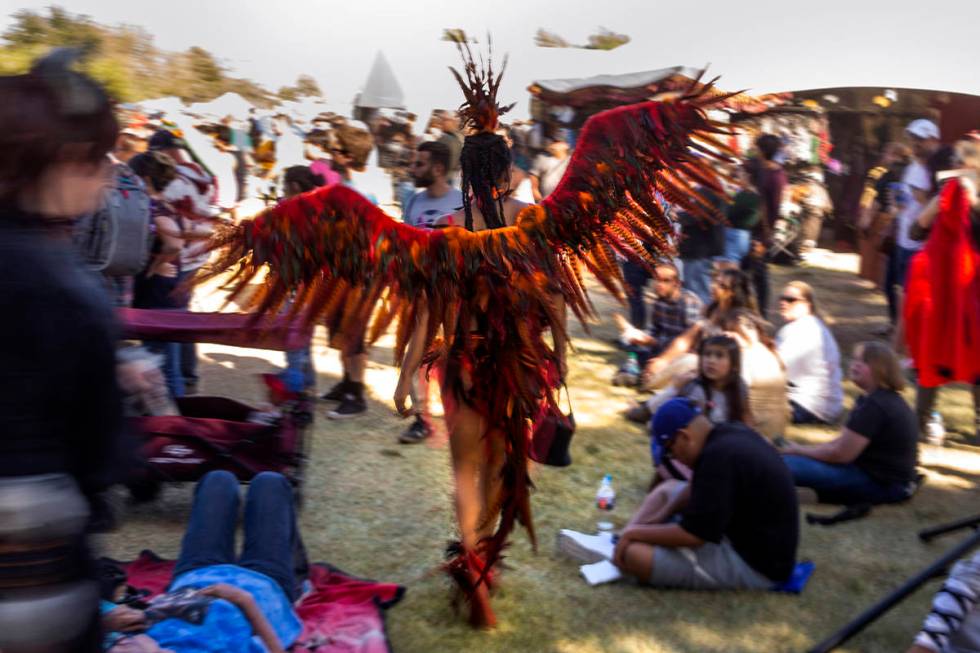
[775,281,844,424]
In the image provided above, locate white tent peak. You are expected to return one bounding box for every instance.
[189,92,254,119]
[356,50,405,109]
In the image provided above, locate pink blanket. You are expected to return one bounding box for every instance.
[116,550,404,653]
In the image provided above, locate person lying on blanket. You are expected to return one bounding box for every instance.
[101,471,306,653]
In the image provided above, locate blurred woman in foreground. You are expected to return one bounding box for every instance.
[0,50,125,651]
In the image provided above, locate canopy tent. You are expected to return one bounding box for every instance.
[277,97,336,123]
[355,51,405,110]
[188,92,254,120]
[529,65,789,128]
[136,96,187,116]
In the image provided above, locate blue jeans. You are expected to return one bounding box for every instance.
[173,471,303,601]
[176,269,199,386]
[283,344,316,391]
[783,455,907,505]
[716,228,751,264]
[790,400,823,425]
[742,254,770,319]
[885,246,918,323]
[144,340,184,398]
[680,257,713,304]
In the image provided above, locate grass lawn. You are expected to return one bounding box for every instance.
[101,251,979,653]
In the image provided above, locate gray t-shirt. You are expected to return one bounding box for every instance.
[403,188,463,228]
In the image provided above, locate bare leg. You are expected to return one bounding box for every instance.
[477,427,506,543]
[448,402,488,550]
[446,401,496,628]
[618,541,656,582]
[343,352,368,384]
[626,480,686,528]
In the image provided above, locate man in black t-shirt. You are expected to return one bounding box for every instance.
[614,398,799,589]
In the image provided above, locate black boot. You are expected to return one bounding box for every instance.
[327,381,367,419]
[320,374,351,401]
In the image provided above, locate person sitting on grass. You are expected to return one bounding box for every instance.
[780,341,920,506]
[612,260,703,387]
[100,471,306,652]
[775,281,843,424]
[623,335,752,529]
[639,268,757,391]
[613,398,799,590]
[627,333,749,428]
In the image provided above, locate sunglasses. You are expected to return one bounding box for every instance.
[331,148,350,157]
[779,296,802,303]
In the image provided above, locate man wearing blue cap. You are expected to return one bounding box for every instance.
[614,397,799,589]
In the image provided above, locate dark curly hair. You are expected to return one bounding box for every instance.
[128,151,177,193]
[459,131,511,231]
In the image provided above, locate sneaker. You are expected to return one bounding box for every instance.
[327,392,367,419]
[398,416,431,444]
[320,377,350,402]
[556,529,615,564]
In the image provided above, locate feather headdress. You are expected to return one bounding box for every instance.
[448,35,515,134]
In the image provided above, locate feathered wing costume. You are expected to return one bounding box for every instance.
[201,44,731,625]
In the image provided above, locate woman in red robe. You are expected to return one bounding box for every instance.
[903,136,980,439]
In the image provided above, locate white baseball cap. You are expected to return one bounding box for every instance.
[906,119,940,140]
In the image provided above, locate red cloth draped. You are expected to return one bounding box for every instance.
[904,179,980,388]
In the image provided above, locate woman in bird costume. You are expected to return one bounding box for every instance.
[201,40,733,627]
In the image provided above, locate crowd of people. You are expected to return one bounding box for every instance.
[0,47,978,653]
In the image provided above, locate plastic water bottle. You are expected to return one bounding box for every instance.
[596,474,616,511]
[622,353,640,377]
[926,411,946,446]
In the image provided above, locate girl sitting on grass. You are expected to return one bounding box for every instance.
[628,335,751,528]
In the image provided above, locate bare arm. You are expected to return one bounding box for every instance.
[199,585,285,653]
[781,427,869,464]
[613,523,703,569]
[642,322,701,385]
[530,174,543,203]
[915,195,940,230]
[857,198,882,232]
[145,216,184,278]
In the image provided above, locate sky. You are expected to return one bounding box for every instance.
[2,0,979,120]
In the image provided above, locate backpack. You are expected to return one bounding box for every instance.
[74,163,151,276]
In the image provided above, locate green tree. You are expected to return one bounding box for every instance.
[441,28,476,43]
[534,28,570,48]
[187,46,224,85]
[533,26,630,51]
[278,85,300,102]
[295,74,321,97]
[585,27,630,51]
[0,5,276,105]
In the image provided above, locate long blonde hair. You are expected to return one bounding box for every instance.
[857,341,906,392]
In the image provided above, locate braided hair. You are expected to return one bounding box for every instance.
[460,131,511,231]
